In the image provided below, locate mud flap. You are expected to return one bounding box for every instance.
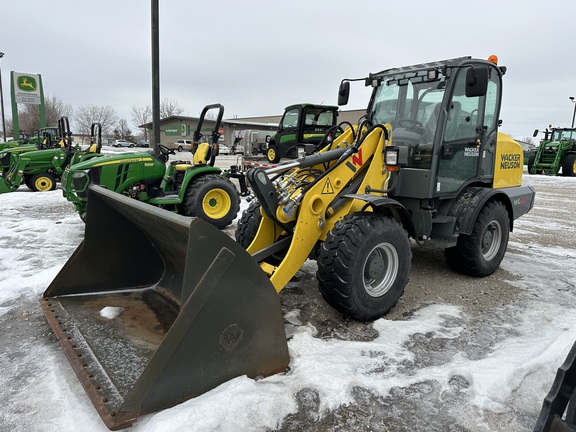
[40,185,289,430]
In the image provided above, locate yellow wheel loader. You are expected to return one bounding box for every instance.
[40,55,535,429]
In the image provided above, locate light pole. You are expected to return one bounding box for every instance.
[570,96,576,128]
[0,52,6,142]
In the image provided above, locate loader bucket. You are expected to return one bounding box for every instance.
[40,185,289,430]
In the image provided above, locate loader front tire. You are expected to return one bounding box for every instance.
[235,201,262,248]
[181,174,240,229]
[30,173,56,192]
[317,214,411,322]
[444,200,509,277]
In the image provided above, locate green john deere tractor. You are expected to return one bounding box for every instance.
[0,126,60,175]
[0,118,99,194]
[61,103,240,228]
[0,126,59,152]
[265,103,339,163]
[529,127,576,176]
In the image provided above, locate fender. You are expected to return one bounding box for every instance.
[178,165,222,198]
[344,193,416,238]
[447,185,535,235]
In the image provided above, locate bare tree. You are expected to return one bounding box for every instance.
[6,94,73,135]
[74,104,118,137]
[160,98,184,118]
[114,119,134,141]
[130,105,152,140]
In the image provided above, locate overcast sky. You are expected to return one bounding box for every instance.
[1,0,575,139]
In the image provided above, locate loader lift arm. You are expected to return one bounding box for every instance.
[244,122,396,293]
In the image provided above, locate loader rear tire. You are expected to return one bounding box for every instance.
[562,154,576,176]
[444,200,509,277]
[181,174,240,229]
[30,173,56,192]
[235,201,262,248]
[317,214,411,322]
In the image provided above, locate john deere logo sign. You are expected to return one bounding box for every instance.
[13,72,42,105]
[17,75,37,92]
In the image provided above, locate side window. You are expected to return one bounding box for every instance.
[444,75,482,142]
[484,76,499,134]
[282,108,299,129]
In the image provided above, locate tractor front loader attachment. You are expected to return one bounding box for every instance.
[40,185,289,430]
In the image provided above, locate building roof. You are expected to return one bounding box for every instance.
[139,115,278,130]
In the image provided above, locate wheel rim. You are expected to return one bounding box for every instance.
[572,158,576,174]
[267,148,276,161]
[202,188,231,219]
[362,242,399,297]
[34,176,53,191]
[481,220,502,261]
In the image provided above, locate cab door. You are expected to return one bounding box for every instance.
[435,65,501,195]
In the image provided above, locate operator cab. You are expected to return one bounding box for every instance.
[358,57,504,199]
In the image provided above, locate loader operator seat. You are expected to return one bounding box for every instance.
[444,101,462,142]
[423,103,441,143]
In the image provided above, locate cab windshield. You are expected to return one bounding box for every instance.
[369,71,446,148]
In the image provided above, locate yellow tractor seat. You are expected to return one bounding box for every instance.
[193,142,211,165]
[88,144,99,153]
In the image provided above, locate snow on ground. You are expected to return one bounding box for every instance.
[0,171,575,431]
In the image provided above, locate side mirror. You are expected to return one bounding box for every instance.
[338,81,350,106]
[465,67,488,98]
[533,129,539,138]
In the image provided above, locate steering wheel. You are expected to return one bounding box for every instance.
[158,144,175,156]
[397,119,424,131]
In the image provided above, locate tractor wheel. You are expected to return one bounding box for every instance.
[235,201,262,248]
[317,213,412,321]
[29,173,56,192]
[181,174,240,229]
[527,153,536,174]
[23,174,33,189]
[444,200,509,277]
[266,145,281,163]
[561,154,576,176]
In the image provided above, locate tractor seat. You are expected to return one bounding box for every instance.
[193,142,211,165]
[88,144,99,153]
